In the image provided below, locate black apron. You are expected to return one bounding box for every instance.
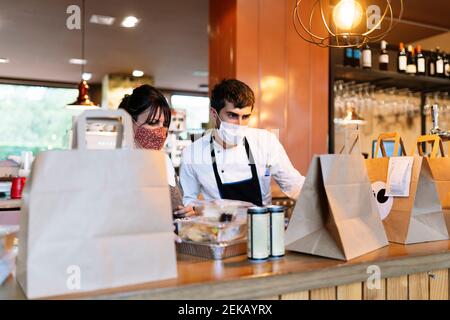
[210,136,263,206]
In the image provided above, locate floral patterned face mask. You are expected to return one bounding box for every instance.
[134,126,168,150]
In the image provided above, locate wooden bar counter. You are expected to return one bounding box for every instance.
[2,240,450,300]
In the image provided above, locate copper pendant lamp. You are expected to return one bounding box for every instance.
[67,0,98,110]
[293,0,404,48]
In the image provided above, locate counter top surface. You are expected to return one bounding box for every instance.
[2,239,450,300]
[0,199,21,210]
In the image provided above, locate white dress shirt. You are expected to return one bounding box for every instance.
[179,128,305,206]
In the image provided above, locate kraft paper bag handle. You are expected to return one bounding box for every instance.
[338,134,359,155]
[374,132,407,158]
[415,135,445,158]
[73,109,135,150]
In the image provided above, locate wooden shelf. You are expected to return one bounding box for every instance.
[334,65,450,92]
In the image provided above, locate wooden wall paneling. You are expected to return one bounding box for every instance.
[209,0,237,88]
[408,272,429,300]
[285,0,313,174]
[386,275,409,300]
[257,295,280,300]
[429,269,449,300]
[280,291,310,300]
[257,0,287,143]
[310,287,336,300]
[337,282,363,300]
[236,0,261,128]
[308,1,329,157]
[363,278,386,300]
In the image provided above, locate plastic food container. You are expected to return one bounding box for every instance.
[177,217,247,244]
[191,199,253,222]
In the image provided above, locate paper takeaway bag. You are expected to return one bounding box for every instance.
[285,154,388,261]
[414,135,450,234]
[17,110,177,299]
[365,132,448,244]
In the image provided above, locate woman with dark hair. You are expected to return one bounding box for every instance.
[119,84,195,218]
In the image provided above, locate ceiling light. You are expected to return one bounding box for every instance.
[69,58,87,65]
[121,16,139,28]
[293,0,404,48]
[132,70,144,77]
[0,58,10,63]
[82,72,92,81]
[332,0,363,31]
[90,14,115,26]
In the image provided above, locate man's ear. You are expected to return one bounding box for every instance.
[210,107,218,123]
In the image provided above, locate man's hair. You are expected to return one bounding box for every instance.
[210,79,255,113]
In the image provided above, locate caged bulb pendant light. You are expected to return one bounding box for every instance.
[293,0,404,48]
[67,0,98,110]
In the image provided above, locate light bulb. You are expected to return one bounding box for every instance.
[82,72,92,81]
[121,16,139,28]
[332,0,363,31]
[132,70,144,77]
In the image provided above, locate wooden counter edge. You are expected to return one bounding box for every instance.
[80,251,450,300]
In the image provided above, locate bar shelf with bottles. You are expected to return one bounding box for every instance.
[329,41,450,154]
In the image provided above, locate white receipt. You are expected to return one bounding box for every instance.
[386,157,414,197]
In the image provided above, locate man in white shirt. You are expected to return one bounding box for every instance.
[180,79,305,206]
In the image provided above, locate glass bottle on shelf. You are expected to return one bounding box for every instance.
[362,43,372,69]
[444,52,450,79]
[353,47,362,68]
[436,47,445,77]
[406,45,417,75]
[344,47,354,67]
[428,49,436,77]
[397,42,407,73]
[379,40,389,71]
[416,45,426,76]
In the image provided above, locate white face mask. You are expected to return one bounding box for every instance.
[215,112,248,146]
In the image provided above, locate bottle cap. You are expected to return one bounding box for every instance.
[247,206,269,214]
[266,205,286,213]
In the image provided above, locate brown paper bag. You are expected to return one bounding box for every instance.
[285,154,388,261]
[414,135,450,234]
[17,110,177,299]
[365,133,448,244]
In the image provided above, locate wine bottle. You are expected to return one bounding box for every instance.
[428,50,436,77]
[353,47,362,68]
[444,52,450,78]
[379,40,389,71]
[416,45,426,75]
[406,45,417,75]
[398,42,407,73]
[436,47,445,77]
[344,47,354,67]
[362,43,372,69]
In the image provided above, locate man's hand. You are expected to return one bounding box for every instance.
[173,205,196,218]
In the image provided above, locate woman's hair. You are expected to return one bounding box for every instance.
[119,84,171,128]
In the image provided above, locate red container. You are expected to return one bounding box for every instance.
[10,177,26,199]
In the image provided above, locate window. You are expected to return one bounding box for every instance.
[0,83,78,159]
[170,94,210,130]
